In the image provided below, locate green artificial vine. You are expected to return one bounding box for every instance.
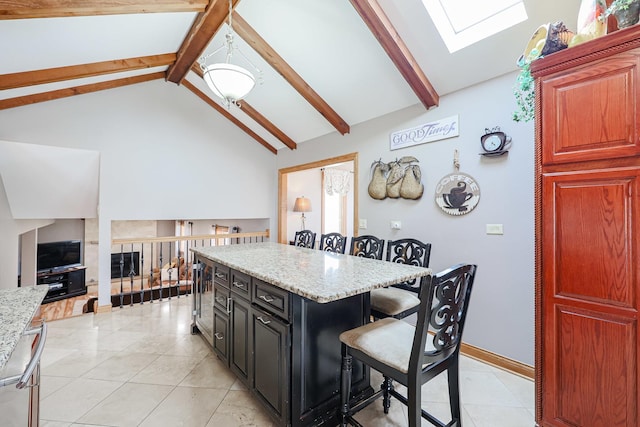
[512,62,535,123]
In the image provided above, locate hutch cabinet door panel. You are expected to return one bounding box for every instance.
[546,305,636,427]
[541,168,640,427]
[542,169,639,308]
[540,52,640,165]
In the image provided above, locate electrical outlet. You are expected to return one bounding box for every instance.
[359,219,367,229]
[390,220,402,230]
[486,224,504,235]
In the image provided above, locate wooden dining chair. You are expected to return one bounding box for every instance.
[370,238,431,320]
[319,232,347,253]
[293,230,316,248]
[339,263,477,427]
[349,235,385,259]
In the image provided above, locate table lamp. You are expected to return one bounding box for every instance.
[293,196,312,230]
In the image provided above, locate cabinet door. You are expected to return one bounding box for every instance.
[540,51,640,165]
[66,269,85,294]
[252,307,289,424]
[229,295,252,384]
[541,168,640,427]
[213,308,229,365]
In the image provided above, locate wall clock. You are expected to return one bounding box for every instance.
[434,172,480,216]
[480,127,511,156]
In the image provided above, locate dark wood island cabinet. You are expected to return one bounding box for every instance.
[191,242,431,427]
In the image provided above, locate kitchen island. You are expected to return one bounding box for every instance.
[191,242,431,427]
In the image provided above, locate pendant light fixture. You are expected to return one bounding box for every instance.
[198,0,261,108]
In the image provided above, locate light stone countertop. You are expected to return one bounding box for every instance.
[191,242,432,303]
[0,285,48,371]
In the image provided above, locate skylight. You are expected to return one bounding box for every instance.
[422,0,528,53]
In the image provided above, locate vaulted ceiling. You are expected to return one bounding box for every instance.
[0,0,580,154]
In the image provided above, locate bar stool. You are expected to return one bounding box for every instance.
[349,235,385,259]
[319,232,347,253]
[339,264,477,427]
[293,230,316,248]
[370,238,431,320]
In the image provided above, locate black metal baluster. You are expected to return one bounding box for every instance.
[128,244,135,306]
[139,244,145,305]
[158,242,164,302]
[149,243,155,304]
[119,245,124,308]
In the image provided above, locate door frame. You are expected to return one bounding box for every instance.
[277,152,358,244]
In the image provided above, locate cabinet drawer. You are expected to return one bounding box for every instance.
[213,263,230,288]
[230,269,251,300]
[213,308,229,365]
[253,279,289,321]
[214,285,230,313]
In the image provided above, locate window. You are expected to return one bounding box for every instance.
[422,0,528,52]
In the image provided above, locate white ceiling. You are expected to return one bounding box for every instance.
[0,0,582,151]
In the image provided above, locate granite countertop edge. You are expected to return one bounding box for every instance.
[0,285,49,371]
[191,243,432,304]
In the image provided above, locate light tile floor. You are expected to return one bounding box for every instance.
[0,296,534,426]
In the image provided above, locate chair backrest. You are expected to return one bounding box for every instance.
[411,264,477,371]
[319,232,347,253]
[293,230,316,248]
[385,238,431,292]
[349,235,385,259]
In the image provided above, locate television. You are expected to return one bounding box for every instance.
[37,240,82,272]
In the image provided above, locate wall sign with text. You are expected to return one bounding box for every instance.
[390,115,459,151]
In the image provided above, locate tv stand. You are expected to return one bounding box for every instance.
[38,266,86,303]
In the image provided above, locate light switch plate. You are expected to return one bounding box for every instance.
[486,224,504,235]
[359,219,367,229]
[390,220,402,230]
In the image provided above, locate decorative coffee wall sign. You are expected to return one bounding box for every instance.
[435,150,480,215]
[389,115,459,151]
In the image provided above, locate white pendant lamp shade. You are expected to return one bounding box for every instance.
[203,63,256,102]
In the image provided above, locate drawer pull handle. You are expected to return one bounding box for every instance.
[257,316,271,325]
[260,295,274,303]
[215,272,226,278]
[214,333,224,340]
[232,281,246,289]
[226,297,232,314]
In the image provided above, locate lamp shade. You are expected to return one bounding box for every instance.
[293,197,312,213]
[203,63,256,101]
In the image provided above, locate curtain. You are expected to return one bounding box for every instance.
[324,169,351,196]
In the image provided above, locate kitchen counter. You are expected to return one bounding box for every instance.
[191,241,432,303]
[0,286,48,371]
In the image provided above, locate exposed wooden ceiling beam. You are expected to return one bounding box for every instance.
[0,54,176,90]
[0,0,207,19]
[182,79,277,155]
[0,72,164,110]
[238,102,296,150]
[349,0,439,109]
[191,64,297,150]
[231,13,350,135]
[166,0,238,84]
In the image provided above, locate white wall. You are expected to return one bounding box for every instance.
[0,80,277,304]
[287,169,322,242]
[277,71,535,365]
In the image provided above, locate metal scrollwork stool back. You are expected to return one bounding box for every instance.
[370,238,432,320]
[349,235,385,259]
[319,232,347,254]
[293,230,316,249]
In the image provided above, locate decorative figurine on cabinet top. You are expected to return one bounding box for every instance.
[480,126,512,157]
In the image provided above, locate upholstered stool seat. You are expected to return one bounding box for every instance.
[370,287,420,317]
[340,317,418,374]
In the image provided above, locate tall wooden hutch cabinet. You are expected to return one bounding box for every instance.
[531,26,640,427]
